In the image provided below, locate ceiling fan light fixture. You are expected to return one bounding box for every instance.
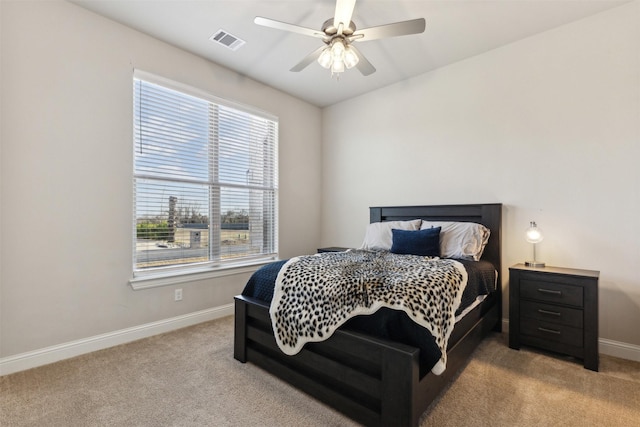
[331,61,344,78]
[344,46,359,69]
[331,39,346,59]
[317,48,332,69]
[318,38,353,77]
[331,58,345,74]
[331,61,344,75]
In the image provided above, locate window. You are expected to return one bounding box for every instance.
[132,71,278,278]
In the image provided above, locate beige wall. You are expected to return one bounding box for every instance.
[321,2,640,351]
[0,1,322,358]
[1,0,639,367]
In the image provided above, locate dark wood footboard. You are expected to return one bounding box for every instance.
[234,293,499,427]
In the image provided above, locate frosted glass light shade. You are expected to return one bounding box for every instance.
[525,221,543,243]
[344,46,359,69]
[331,59,345,73]
[331,39,345,59]
[317,48,332,69]
[317,38,357,77]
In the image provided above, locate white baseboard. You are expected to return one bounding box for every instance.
[599,338,640,362]
[501,318,640,362]
[3,310,638,376]
[0,304,233,376]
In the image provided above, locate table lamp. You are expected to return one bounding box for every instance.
[525,221,545,268]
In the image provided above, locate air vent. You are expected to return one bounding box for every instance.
[209,29,246,51]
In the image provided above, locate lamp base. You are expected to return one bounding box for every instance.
[525,260,546,268]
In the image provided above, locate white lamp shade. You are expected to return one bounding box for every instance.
[344,46,359,69]
[525,221,544,243]
[331,59,345,73]
[331,39,345,59]
[317,48,332,68]
[318,38,357,77]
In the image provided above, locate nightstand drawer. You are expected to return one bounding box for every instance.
[520,279,583,307]
[521,300,583,328]
[520,319,583,348]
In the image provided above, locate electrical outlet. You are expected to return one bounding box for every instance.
[174,288,183,301]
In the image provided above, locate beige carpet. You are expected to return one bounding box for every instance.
[1,315,639,427]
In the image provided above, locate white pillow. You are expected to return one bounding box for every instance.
[360,219,422,251]
[420,221,490,261]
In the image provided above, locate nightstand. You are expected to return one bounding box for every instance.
[509,264,599,371]
[317,247,350,253]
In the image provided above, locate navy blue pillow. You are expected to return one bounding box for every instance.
[390,227,441,257]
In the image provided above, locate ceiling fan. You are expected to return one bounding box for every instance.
[254,0,426,78]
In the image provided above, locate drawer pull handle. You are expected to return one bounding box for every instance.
[538,327,561,335]
[538,288,562,296]
[538,309,561,317]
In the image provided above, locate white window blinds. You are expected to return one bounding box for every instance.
[133,71,278,273]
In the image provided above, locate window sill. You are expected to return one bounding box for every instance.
[129,259,276,290]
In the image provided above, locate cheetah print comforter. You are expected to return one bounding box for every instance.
[269,250,468,375]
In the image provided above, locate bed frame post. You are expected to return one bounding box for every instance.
[481,203,502,332]
[234,297,248,363]
[380,347,420,427]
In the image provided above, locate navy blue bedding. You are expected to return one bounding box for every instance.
[241,254,497,374]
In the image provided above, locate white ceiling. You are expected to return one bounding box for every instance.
[70,0,628,107]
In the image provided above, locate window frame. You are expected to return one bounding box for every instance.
[130,70,279,289]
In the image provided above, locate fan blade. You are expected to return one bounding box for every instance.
[348,45,376,76]
[334,0,356,27]
[353,18,426,42]
[290,46,326,72]
[254,17,325,39]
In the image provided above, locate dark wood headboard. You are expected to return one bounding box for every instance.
[369,203,503,291]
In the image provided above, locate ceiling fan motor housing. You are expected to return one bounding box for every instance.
[321,18,356,37]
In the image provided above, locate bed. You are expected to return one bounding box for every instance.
[234,203,502,426]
